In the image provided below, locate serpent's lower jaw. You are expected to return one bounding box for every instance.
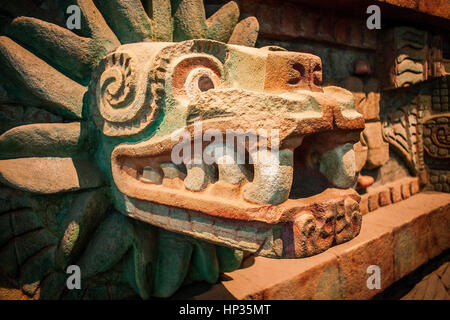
[111,88,364,258]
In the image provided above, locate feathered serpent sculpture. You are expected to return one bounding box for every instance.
[0,0,365,299]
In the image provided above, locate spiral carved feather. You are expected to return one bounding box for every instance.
[91,50,157,136]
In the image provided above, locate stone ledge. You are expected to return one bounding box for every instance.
[183,191,450,299]
[360,177,420,214]
[376,0,450,20]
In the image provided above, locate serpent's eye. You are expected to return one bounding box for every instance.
[170,55,224,101]
[198,74,215,91]
[184,67,220,98]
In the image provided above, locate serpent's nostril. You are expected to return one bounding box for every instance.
[287,63,305,85]
[198,74,215,92]
[312,64,322,86]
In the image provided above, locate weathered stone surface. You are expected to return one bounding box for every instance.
[0,209,40,246]
[39,272,67,300]
[205,1,239,43]
[401,181,411,199]
[160,162,186,180]
[20,245,56,286]
[363,79,381,120]
[0,158,104,194]
[0,122,85,158]
[362,177,421,215]
[184,159,216,191]
[228,16,259,47]
[216,246,244,273]
[183,192,449,300]
[343,77,380,122]
[354,140,368,172]
[56,189,111,269]
[353,60,371,75]
[429,204,450,259]
[264,51,323,92]
[360,194,369,215]
[402,269,450,300]
[368,192,380,212]
[6,16,102,83]
[377,26,428,89]
[0,36,86,119]
[0,205,57,285]
[3,0,448,301]
[77,212,134,279]
[237,0,377,49]
[243,149,294,205]
[390,182,403,203]
[153,229,194,297]
[319,144,356,188]
[172,0,243,43]
[329,222,394,299]
[94,0,153,44]
[377,0,450,19]
[104,39,364,261]
[141,166,163,185]
[363,122,389,169]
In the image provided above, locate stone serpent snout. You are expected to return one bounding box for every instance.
[90,39,365,258]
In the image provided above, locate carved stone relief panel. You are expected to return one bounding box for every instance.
[382,104,424,175]
[420,76,450,192]
[423,114,450,159]
[343,73,388,172]
[432,76,450,112]
[378,27,428,89]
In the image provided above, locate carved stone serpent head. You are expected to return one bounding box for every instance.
[0,0,364,299]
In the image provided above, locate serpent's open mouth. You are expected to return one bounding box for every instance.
[111,88,365,258]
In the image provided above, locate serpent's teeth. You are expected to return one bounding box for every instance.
[141,166,162,184]
[319,143,356,188]
[217,162,250,184]
[160,162,186,180]
[243,148,294,205]
[207,142,248,185]
[184,159,217,191]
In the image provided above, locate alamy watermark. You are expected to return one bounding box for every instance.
[366,265,381,289]
[65,4,381,32]
[66,5,81,30]
[170,121,280,166]
[66,265,81,290]
[366,5,381,30]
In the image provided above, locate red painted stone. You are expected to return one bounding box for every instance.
[354,60,372,75]
[358,175,374,189]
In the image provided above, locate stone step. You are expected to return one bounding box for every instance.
[178,191,450,300]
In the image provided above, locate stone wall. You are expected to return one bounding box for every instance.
[205,0,450,196]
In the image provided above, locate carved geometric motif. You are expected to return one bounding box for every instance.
[423,115,450,159]
[428,170,450,192]
[382,105,424,174]
[432,76,450,113]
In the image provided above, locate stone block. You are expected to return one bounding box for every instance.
[190,193,449,300]
[368,192,380,212]
[410,178,420,195]
[363,122,390,169]
[360,194,369,215]
[401,181,411,199]
[393,214,431,281]
[428,205,450,259]
[390,183,403,203]
[379,189,392,207]
[329,221,394,299]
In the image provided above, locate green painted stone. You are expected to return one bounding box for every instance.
[77,211,134,279]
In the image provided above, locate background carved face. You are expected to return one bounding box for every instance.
[89,39,365,259]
